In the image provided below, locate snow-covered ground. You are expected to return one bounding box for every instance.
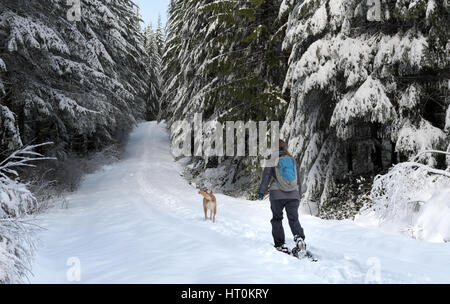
[30,122,450,284]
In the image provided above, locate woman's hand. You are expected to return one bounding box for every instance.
[258,193,265,200]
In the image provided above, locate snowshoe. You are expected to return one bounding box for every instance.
[291,246,307,259]
[292,236,318,262]
[275,245,291,255]
[294,235,307,252]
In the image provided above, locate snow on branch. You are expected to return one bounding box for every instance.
[391,161,450,179]
[395,119,447,166]
[411,150,450,163]
[0,143,51,283]
[0,58,5,72]
[331,76,397,139]
[0,217,40,283]
[0,58,5,96]
[374,30,429,75]
[0,143,55,180]
[0,143,54,218]
[0,105,23,150]
[0,11,70,55]
[360,149,450,242]
[446,105,450,132]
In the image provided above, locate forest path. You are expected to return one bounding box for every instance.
[30,122,450,283]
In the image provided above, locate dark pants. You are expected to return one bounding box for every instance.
[270,198,305,247]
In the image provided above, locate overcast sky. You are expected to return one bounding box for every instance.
[134,0,170,29]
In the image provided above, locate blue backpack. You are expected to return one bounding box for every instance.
[271,156,299,192]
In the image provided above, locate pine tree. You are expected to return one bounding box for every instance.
[160,0,292,197]
[161,0,290,123]
[160,0,213,124]
[281,0,449,210]
[156,14,166,57]
[144,24,162,119]
[161,0,448,208]
[198,0,289,123]
[0,0,161,281]
[0,0,160,157]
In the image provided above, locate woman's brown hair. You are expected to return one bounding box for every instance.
[279,139,293,157]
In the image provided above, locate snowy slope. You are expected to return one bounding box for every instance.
[30,122,450,284]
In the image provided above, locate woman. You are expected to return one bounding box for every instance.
[257,140,306,254]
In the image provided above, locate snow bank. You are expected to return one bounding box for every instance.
[413,189,450,243]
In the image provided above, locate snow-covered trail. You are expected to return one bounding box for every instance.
[30,122,450,284]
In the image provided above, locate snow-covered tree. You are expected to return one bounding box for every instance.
[198,0,289,122]
[160,0,448,209]
[145,25,159,67]
[0,4,161,278]
[143,24,162,120]
[160,0,213,124]
[281,0,449,211]
[161,0,291,129]
[0,0,159,157]
[160,0,292,196]
[156,15,166,57]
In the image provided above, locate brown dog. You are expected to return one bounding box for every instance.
[198,190,217,223]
